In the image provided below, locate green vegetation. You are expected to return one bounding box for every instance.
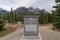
[0,14,5,31]
[0,13,16,37]
[3,7,52,24]
[53,0,60,29]
[0,28,16,37]
[55,0,60,3]
[39,9,52,24]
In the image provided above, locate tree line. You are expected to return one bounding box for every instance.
[2,8,53,24]
[0,0,60,31]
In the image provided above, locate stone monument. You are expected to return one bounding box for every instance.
[22,15,40,39]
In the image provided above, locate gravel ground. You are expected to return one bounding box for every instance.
[0,26,60,40]
[39,27,60,40]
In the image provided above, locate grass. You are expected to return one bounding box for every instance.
[0,28,16,37]
[0,22,23,37]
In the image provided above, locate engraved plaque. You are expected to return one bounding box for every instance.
[26,24,37,31]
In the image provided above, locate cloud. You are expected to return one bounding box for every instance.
[35,0,56,12]
[0,4,11,11]
[0,0,55,12]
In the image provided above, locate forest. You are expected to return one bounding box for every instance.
[0,0,60,32]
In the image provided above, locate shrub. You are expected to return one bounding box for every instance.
[0,19,5,31]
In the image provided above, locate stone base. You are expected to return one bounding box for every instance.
[20,34,41,40]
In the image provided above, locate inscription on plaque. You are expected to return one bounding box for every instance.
[26,24,37,31]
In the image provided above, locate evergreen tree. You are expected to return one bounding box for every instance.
[9,8,16,23]
[39,9,48,24]
[43,13,48,24]
[39,12,44,24]
[0,14,5,31]
[53,0,60,29]
[14,12,18,23]
[7,13,10,23]
[10,8,14,23]
[48,13,53,23]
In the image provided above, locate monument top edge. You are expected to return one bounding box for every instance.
[23,15,39,18]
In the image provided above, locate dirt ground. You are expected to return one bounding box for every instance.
[39,23,53,28]
[0,23,60,40]
[5,22,53,29]
[0,22,24,37]
[4,22,24,29]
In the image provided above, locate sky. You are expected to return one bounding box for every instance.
[0,0,56,12]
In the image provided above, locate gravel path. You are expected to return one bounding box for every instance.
[39,27,60,40]
[0,27,60,40]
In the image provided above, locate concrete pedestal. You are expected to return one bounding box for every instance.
[20,33,41,40]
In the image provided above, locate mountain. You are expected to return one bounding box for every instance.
[0,8,8,14]
[14,7,42,15]
[14,7,28,14]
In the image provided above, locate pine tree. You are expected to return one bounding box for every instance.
[39,9,48,24]
[39,11,44,24]
[14,12,18,23]
[7,13,10,23]
[53,0,60,29]
[10,8,14,23]
[48,13,53,23]
[9,8,16,23]
[43,13,48,24]
[0,14,5,31]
